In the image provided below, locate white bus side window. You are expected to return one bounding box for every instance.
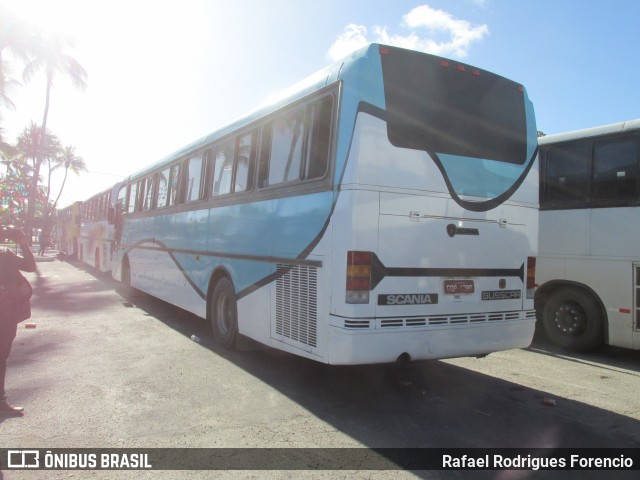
[543,141,591,207]
[592,138,639,204]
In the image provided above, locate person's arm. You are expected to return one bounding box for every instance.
[13,229,36,272]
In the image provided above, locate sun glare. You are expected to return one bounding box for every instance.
[3,0,89,39]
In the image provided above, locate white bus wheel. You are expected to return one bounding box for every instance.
[542,287,604,352]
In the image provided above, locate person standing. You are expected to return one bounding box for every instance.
[0,225,36,416]
[38,228,49,256]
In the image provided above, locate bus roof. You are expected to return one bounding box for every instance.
[539,118,640,146]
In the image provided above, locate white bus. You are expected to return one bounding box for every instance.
[110,44,539,364]
[78,184,122,272]
[537,119,640,351]
[56,201,82,257]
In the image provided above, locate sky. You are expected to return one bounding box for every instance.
[1,0,639,207]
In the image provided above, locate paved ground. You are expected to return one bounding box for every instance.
[0,257,639,479]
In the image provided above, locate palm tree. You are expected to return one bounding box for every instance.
[17,122,61,167]
[49,145,87,214]
[17,122,61,225]
[21,31,87,242]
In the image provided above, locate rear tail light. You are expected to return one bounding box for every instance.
[346,251,372,304]
[526,257,536,299]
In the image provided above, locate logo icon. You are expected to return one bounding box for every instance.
[7,450,40,468]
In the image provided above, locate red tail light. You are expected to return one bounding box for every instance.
[346,251,372,304]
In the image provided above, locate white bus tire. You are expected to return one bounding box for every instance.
[542,287,604,352]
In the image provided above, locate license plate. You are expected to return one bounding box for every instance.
[444,279,475,294]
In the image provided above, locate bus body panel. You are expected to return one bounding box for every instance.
[538,206,640,351]
[536,255,636,350]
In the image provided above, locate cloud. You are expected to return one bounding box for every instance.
[326,23,370,63]
[327,4,489,62]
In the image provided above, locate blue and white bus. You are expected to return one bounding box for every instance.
[110,44,538,364]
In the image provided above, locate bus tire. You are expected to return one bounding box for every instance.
[541,287,604,352]
[210,277,238,349]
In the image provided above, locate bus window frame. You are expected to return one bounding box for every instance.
[541,133,640,211]
[119,84,339,217]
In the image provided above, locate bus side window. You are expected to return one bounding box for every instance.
[592,138,639,204]
[158,168,170,208]
[257,97,333,189]
[304,96,333,180]
[542,141,591,207]
[158,165,180,208]
[185,153,206,202]
[234,131,255,193]
[126,183,137,214]
[212,140,234,196]
[117,185,127,214]
[258,124,272,188]
[276,109,304,185]
[142,175,155,211]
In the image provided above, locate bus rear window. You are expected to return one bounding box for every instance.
[380,47,527,165]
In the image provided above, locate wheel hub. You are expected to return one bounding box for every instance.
[555,304,583,334]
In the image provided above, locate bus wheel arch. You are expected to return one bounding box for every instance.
[207,269,238,349]
[537,282,606,352]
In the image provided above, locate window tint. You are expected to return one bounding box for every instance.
[212,140,234,196]
[127,183,138,214]
[305,96,332,180]
[543,141,591,205]
[142,175,155,211]
[266,108,305,186]
[592,139,639,203]
[258,96,333,189]
[135,180,145,212]
[234,132,255,193]
[117,186,127,213]
[158,164,180,208]
[541,135,640,209]
[381,46,527,164]
[185,153,205,202]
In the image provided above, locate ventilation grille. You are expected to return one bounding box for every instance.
[343,310,536,329]
[276,264,318,347]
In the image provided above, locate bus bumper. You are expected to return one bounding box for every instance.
[326,316,536,365]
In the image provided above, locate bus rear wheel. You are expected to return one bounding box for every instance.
[541,287,604,352]
[210,277,238,349]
